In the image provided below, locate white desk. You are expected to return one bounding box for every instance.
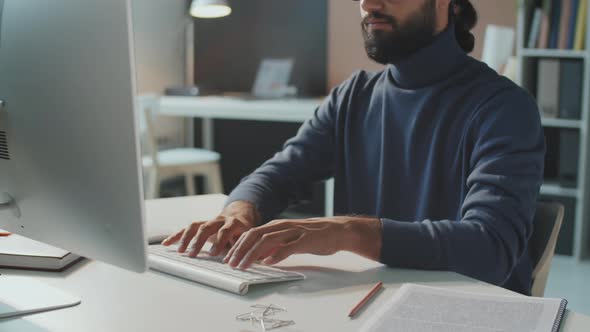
[139,95,335,216]
[2,195,589,332]
[144,95,322,149]
[157,96,321,122]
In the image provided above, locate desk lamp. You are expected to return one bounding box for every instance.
[168,0,232,96]
[190,0,232,18]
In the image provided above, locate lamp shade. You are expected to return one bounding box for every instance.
[190,0,232,19]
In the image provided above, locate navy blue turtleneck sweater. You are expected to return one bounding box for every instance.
[227,27,545,295]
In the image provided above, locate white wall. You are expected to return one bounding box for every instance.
[132,0,187,147]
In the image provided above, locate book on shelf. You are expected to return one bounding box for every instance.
[529,7,543,48]
[549,0,562,48]
[559,129,580,188]
[558,0,572,49]
[574,0,588,50]
[568,0,580,48]
[538,0,553,48]
[558,59,583,119]
[544,128,560,179]
[537,58,561,118]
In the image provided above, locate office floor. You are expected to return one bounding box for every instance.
[545,255,590,315]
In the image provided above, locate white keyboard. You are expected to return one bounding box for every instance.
[148,245,305,295]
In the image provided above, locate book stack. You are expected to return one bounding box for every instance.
[536,58,583,119]
[536,58,582,189]
[0,230,81,271]
[527,0,588,50]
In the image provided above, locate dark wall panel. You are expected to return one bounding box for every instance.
[214,120,324,216]
[193,0,327,96]
[213,120,301,192]
[191,0,328,216]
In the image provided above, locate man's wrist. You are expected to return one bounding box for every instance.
[221,200,263,227]
[343,216,383,261]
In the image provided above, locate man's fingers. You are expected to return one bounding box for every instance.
[230,228,302,269]
[178,222,209,253]
[223,230,247,263]
[188,221,223,257]
[226,229,267,267]
[162,229,184,246]
[236,229,301,269]
[209,219,246,256]
[262,246,294,265]
[225,228,265,267]
[222,220,293,264]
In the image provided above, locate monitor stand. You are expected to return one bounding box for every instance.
[0,195,81,320]
[0,193,20,218]
[0,274,81,319]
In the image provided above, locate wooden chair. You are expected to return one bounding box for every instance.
[529,201,565,297]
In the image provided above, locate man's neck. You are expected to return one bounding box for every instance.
[387,24,468,90]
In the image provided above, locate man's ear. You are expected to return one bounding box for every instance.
[433,0,453,33]
[437,0,453,12]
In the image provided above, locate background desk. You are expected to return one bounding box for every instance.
[139,95,334,216]
[2,195,589,331]
[145,95,321,150]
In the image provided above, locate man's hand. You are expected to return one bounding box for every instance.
[161,201,261,257]
[223,216,382,269]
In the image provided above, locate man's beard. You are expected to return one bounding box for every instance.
[362,0,437,64]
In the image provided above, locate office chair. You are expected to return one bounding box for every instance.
[529,201,565,297]
[137,96,223,199]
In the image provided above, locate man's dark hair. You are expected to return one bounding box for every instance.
[451,0,478,53]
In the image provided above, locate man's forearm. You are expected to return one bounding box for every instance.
[344,217,383,261]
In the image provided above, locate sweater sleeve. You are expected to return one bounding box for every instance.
[379,88,545,286]
[225,87,341,222]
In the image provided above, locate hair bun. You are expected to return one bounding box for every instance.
[453,0,478,53]
[456,29,475,53]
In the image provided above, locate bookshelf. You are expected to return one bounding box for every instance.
[517,0,590,260]
[540,183,580,197]
[541,117,582,128]
[521,48,586,58]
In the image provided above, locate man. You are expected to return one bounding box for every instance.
[163,0,545,295]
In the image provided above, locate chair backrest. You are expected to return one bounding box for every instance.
[135,95,160,167]
[529,201,565,297]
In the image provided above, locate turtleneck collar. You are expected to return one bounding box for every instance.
[387,24,469,90]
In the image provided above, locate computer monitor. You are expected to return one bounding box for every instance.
[0,0,147,273]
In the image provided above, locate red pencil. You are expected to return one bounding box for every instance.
[0,232,11,237]
[348,281,383,318]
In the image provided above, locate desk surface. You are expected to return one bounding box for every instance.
[2,195,589,332]
[155,95,322,123]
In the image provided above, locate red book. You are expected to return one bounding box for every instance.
[558,0,572,49]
